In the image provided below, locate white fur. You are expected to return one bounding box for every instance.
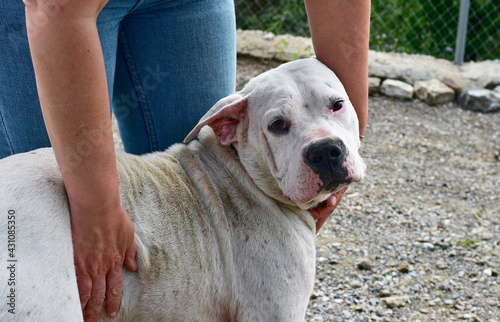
[0,58,364,321]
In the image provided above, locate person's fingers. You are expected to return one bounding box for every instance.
[315,215,330,233]
[124,238,138,272]
[311,194,337,220]
[76,270,92,311]
[311,187,349,233]
[83,270,107,322]
[105,258,124,318]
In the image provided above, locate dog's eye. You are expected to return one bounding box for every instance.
[329,100,344,112]
[269,119,289,134]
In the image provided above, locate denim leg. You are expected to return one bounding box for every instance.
[97,0,141,104]
[0,0,236,158]
[112,0,237,154]
[0,0,137,158]
[0,1,50,158]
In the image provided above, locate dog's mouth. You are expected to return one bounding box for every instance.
[285,161,363,209]
[321,178,352,193]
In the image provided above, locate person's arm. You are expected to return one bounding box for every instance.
[305,0,370,138]
[305,0,371,231]
[24,1,137,320]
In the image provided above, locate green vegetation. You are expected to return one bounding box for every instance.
[456,238,478,248]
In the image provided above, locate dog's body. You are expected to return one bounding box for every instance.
[0,58,365,321]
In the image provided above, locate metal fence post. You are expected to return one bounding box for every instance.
[454,0,470,65]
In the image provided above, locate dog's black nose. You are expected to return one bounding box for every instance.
[304,139,348,191]
[306,143,342,166]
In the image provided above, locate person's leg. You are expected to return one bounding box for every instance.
[96,0,142,105]
[0,1,50,158]
[112,0,237,154]
[0,0,138,158]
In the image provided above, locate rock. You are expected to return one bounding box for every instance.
[382,296,409,308]
[380,79,414,100]
[378,289,391,297]
[414,79,455,105]
[350,280,363,288]
[398,263,410,273]
[329,255,341,265]
[236,29,314,61]
[369,77,381,94]
[357,259,373,270]
[422,242,435,251]
[442,77,464,94]
[436,260,448,270]
[353,305,363,312]
[457,89,500,113]
[494,85,500,93]
[369,50,500,90]
[492,268,499,276]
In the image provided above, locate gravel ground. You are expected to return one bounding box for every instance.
[237,56,500,322]
[114,56,500,321]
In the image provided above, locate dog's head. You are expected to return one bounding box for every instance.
[185,58,365,209]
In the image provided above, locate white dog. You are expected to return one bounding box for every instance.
[0,58,365,321]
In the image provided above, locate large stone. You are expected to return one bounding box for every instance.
[382,296,410,308]
[369,77,381,94]
[457,89,500,113]
[368,50,500,90]
[356,259,373,270]
[236,29,314,61]
[442,77,464,94]
[414,79,455,105]
[380,79,414,100]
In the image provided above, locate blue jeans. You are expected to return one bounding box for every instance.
[0,0,236,157]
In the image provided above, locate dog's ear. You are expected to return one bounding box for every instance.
[184,94,248,145]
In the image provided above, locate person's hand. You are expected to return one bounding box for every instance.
[309,187,348,233]
[70,203,138,321]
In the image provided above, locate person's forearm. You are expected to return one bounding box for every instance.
[305,0,370,137]
[25,1,120,213]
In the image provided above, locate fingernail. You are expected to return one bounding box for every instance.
[109,312,117,318]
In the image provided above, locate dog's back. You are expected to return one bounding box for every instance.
[0,132,316,321]
[0,149,83,320]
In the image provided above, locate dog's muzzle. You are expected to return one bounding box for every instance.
[303,138,350,192]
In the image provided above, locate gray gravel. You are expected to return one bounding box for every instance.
[237,56,500,322]
[114,56,500,321]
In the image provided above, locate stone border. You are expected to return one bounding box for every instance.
[237,30,500,113]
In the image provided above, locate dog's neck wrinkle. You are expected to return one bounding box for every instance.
[194,132,316,232]
[198,129,315,227]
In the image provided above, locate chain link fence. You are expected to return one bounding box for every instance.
[235,0,499,62]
